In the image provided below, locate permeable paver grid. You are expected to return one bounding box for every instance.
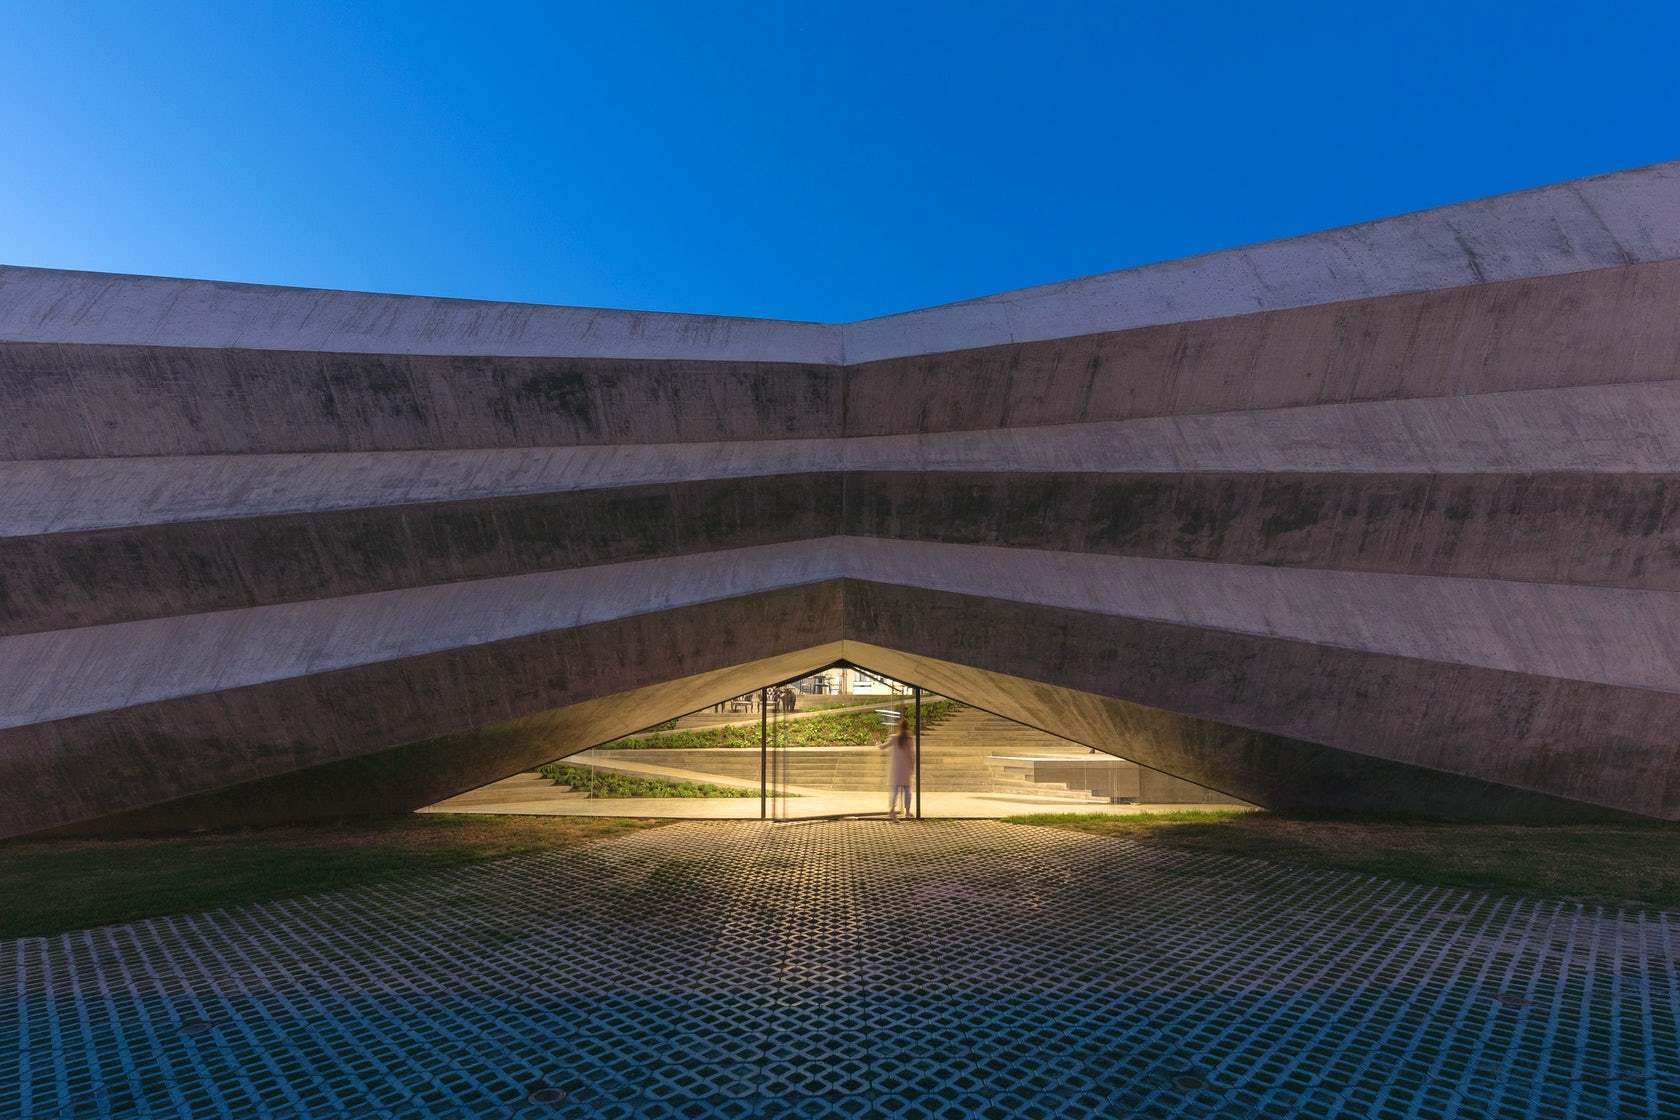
[4,820,1678,1119]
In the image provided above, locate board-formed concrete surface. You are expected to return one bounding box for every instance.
[4,161,1680,835]
[4,820,1678,1119]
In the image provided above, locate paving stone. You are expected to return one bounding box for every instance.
[3,820,1677,1118]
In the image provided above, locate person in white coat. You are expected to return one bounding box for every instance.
[881,713,914,820]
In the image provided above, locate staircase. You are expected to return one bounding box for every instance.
[919,707,1110,800]
[919,707,1094,758]
[979,760,1109,801]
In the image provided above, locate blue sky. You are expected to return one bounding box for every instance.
[3,1,1676,321]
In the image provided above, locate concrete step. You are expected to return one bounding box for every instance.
[985,778,1110,802]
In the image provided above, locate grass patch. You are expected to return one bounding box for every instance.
[790,696,898,711]
[0,814,663,938]
[1005,811,1680,909]
[537,763,758,798]
[607,699,960,750]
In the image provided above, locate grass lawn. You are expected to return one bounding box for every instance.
[0,814,664,939]
[609,699,960,750]
[1005,811,1680,910]
[794,696,903,711]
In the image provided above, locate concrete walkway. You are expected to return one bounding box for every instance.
[5,820,1674,1118]
[425,789,1201,819]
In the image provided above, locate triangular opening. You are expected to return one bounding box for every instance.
[423,660,1249,820]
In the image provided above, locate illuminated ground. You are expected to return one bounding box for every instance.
[5,820,1675,1119]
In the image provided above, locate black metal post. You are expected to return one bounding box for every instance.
[760,688,768,821]
[914,686,922,820]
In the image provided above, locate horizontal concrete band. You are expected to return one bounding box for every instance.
[9,257,1680,459]
[5,587,1668,837]
[842,162,1680,360]
[843,590,1680,820]
[0,344,844,460]
[7,538,1680,734]
[6,467,1679,637]
[0,268,846,362]
[39,646,850,836]
[0,475,842,636]
[3,162,1675,362]
[9,378,1680,536]
[840,640,1660,822]
[0,595,848,837]
[48,629,1628,837]
[843,257,1680,436]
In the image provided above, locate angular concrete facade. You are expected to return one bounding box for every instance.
[4,161,1680,836]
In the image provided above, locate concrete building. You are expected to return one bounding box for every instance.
[3,161,1679,836]
[825,669,906,697]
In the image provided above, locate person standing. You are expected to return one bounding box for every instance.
[881,713,914,821]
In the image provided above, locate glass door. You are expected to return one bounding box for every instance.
[768,673,922,823]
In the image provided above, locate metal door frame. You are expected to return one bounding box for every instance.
[762,660,924,824]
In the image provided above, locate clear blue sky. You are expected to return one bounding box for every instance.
[3,2,1675,321]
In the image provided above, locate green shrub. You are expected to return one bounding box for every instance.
[605,700,961,750]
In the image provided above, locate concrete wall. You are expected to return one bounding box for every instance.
[1011,758,1245,806]
[4,161,1680,835]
